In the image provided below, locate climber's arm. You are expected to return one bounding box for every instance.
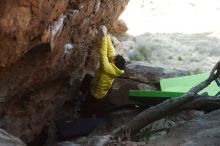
[107,35,116,58]
[98,25,114,73]
[99,36,109,69]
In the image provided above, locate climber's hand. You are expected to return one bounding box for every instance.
[100,25,107,37]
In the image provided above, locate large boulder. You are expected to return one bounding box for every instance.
[0,0,129,143]
[146,109,220,146]
[106,62,188,106]
[111,19,128,35]
[123,61,189,84]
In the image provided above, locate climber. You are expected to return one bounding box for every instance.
[78,25,126,117]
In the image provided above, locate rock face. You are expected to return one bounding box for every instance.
[146,109,220,146]
[111,19,128,35]
[0,0,129,143]
[123,61,188,85]
[0,129,26,146]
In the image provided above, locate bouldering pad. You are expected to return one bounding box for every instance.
[160,72,219,96]
[55,118,103,138]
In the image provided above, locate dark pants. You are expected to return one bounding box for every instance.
[79,73,94,96]
[79,74,112,117]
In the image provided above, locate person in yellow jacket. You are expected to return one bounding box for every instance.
[90,26,125,99]
[79,25,126,117]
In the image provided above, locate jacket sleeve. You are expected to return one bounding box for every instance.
[99,36,108,68]
[107,35,116,58]
[99,36,115,73]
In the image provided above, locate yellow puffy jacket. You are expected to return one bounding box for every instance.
[90,35,124,99]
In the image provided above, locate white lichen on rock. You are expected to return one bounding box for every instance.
[50,14,67,49]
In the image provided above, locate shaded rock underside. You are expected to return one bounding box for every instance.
[0,0,128,143]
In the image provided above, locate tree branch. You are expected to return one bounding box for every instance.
[178,95,220,111]
[121,61,220,135]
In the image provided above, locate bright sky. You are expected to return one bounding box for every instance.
[120,0,220,36]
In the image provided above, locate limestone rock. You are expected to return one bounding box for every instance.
[146,109,220,146]
[0,0,129,143]
[123,61,189,84]
[111,36,130,62]
[107,78,157,106]
[106,63,187,106]
[111,19,128,35]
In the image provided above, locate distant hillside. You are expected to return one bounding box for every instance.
[119,32,220,74]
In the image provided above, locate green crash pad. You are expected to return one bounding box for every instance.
[129,90,184,99]
[129,72,219,103]
[160,72,219,96]
[128,90,184,105]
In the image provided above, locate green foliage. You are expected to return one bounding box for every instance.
[128,45,152,61]
[178,56,182,61]
[191,68,203,74]
[116,33,133,41]
[129,52,145,61]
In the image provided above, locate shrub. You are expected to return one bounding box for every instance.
[128,45,152,61]
[178,56,182,61]
[116,33,134,41]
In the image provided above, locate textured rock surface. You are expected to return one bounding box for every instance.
[107,78,157,106]
[122,61,189,85]
[0,129,26,146]
[106,62,188,110]
[0,0,129,143]
[111,19,128,35]
[146,109,220,146]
